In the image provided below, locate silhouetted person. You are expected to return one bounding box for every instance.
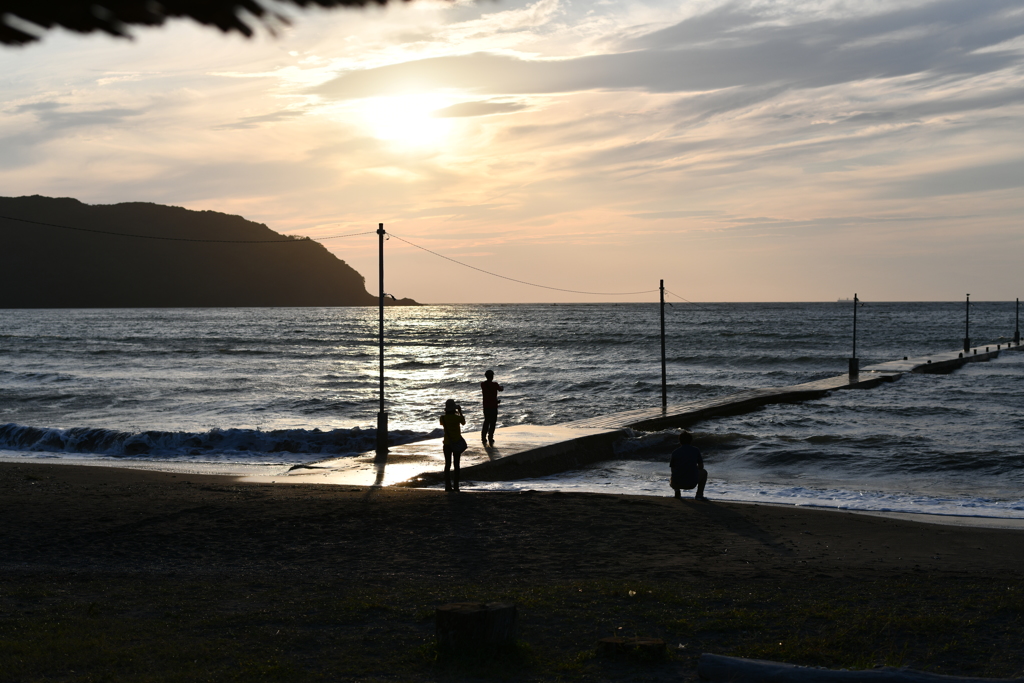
[480,369,504,446]
[670,430,708,501]
[440,399,467,492]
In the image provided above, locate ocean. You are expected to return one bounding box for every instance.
[2,303,1022,518]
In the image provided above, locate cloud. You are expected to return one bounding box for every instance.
[431,100,528,117]
[880,158,1024,197]
[5,0,1024,302]
[12,101,61,113]
[439,0,563,39]
[629,210,722,220]
[215,109,307,130]
[315,0,1024,101]
[11,100,144,131]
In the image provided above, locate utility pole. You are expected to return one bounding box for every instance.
[376,223,388,456]
[849,294,859,377]
[1015,298,1020,345]
[963,294,971,354]
[660,280,667,411]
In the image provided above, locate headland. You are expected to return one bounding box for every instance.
[0,195,418,307]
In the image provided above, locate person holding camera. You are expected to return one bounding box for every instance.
[480,369,504,446]
[670,430,708,501]
[440,398,468,492]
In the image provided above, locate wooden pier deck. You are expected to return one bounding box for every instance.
[283,339,1023,488]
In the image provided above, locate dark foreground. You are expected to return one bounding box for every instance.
[2,462,1023,682]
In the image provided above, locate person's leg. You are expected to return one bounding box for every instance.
[443,444,453,491]
[482,408,497,444]
[453,452,461,491]
[695,469,708,500]
[670,477,681,499]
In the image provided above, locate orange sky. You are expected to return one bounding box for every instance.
[2,0,1023,303]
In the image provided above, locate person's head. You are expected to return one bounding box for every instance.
[445,399,459,414]
[679,430,693,445]
[485,369,494,380]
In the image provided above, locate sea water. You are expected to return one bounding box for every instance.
[1,303,1022,517]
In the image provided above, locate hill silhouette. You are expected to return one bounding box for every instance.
[0,196,417,308]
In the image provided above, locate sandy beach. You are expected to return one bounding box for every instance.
[5,461,1024,580]
[6,458,1024,683]
[3,461,1024,681]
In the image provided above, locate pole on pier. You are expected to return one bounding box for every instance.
[376,223,388,456]
[849,294,859,377]
[660,279,667,411]
[1015,298,1020,345]
[963,293,971,354]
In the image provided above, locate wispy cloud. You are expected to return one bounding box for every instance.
[2,0,1024,301]
[432,100,528,117]
[215,108,308,129]
[880,158,1024,197]
[11,100,145,130]
[317,0,1024,100]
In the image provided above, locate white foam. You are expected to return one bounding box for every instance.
[463,471,1024,519]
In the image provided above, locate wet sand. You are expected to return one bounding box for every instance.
[4,461,1023,581]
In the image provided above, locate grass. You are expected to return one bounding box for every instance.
[2,573,1023,681]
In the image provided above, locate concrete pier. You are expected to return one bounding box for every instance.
[285,340,1023,488]
[285,424,625,487]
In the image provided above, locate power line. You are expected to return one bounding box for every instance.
[317,230,378,241]
[387,232,658,296]
[664,288,715,312]
[3,211,667,297]
[0,213,374,243]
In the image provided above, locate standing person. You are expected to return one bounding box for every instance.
[440,399,467,492]
[670,430,708,501]
[480,369,503,446]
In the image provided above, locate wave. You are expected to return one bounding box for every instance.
[215,348,275,355]
[0,423,438,459]
[719,355,838,367]
[0,371,77,384]
[613,429,679,456]
[613,428,760,458]
[392,360,443,369]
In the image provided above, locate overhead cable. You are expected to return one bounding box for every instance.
[4,211,664,297]
[665,288,715,311]
[388,232,658,296]
[0,214,374,243]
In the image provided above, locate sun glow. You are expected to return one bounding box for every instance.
[357,94,456,147]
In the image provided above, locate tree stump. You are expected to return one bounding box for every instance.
[435,602,518,655]
[597,636,667,661]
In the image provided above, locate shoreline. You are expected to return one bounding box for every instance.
[6,459,1024,578]
[749,500,1024,529]
[4,457,1024,530]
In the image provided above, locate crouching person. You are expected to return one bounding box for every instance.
[670,430,708,501]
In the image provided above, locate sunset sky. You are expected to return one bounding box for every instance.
[2,0,1023,303]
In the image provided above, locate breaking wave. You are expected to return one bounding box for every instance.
[0,422,438,460]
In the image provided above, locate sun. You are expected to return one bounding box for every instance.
[357,94,456,148]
